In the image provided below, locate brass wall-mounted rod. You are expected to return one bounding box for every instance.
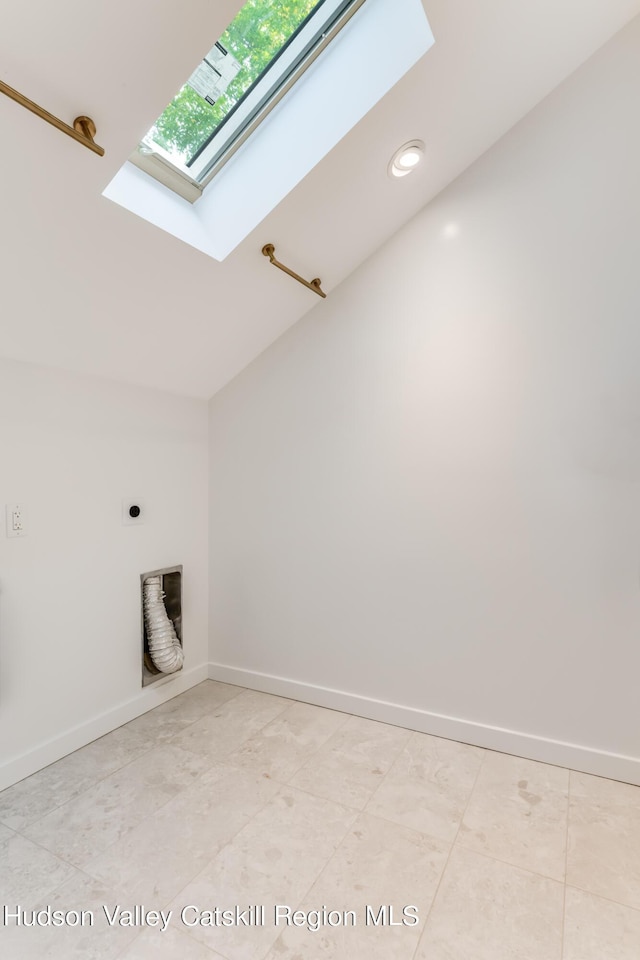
[262,243,326,298]
[0,79,105,156]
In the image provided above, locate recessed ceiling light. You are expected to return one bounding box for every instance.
[389,139,425,178]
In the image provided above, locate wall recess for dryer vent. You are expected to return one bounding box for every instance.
[141,565,183,687]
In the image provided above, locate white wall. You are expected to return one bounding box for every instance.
[0,359,209,790]
[209,17,640,784]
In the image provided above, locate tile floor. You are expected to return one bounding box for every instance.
[0,680,639,959]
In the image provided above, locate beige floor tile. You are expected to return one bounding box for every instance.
[459,751,569,880]
[5,682,640,960]
[0,830,80,904]
[563,886,640,960]
[0,727,154,831]
[0,823,13,843]
[22,745,210,867]
[226,701,348,781]
[366,732,484,842]
[169,787,358,960]
[85,765,281,903]
[119,925,226,959]
[159,680,245,716]
[289,715,411,809]
[0,919,54,960]
[169,689,290,761]
[1,872,140,960]
[567,772,640,910]
[415,846,564,960]
[264,812,449,960]
[123,681,244,742]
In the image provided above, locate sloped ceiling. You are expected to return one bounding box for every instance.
[1,0,639,399]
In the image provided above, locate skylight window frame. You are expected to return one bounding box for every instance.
[132,0,368,203]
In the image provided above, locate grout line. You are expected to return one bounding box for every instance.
[111,928,145,960]
[359,806,452,844]
[277,712,353,784]
[562,881,640,916]
[253,721,413,815]
[407,747,488,960]
[178,925,235,959]
[453,841,566,885]
[265,803,362,951]
[109,913,230,960]
[1,830,88,892]
[274,779,365,814]
[361,728,417,818]
[560,769,572,960]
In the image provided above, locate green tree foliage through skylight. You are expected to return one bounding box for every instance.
[145,0,319,166]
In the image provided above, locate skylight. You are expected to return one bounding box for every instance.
[105,0,434,261]
[133,0,368,200]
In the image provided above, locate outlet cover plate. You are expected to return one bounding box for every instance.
[6,503,27,538]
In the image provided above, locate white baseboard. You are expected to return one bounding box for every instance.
[209,662,640,786]
[0,664,209,793]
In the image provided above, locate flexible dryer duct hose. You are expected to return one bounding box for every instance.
[143,576,184,674]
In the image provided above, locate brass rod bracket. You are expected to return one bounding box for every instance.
[73,115,98,143]
[0,80,105,156]
[262,243,327,298]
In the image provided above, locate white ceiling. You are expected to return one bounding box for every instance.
[1,0,639,399]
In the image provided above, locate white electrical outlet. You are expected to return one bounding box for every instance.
[6,503,27,538]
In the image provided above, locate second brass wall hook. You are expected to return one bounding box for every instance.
[262,243,326,298]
